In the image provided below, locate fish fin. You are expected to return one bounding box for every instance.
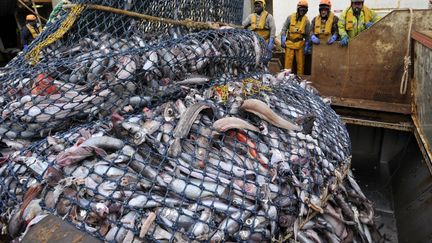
[20,184,43,217]
[294,218,300,242]
[167,138,181,158]
[91,146,108,158]
[297,114,315,135]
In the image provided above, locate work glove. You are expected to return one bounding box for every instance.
[23,44,28,52]
[327,34,338,45]
[339,35,349,47]
[365,22,374,29]
[281,35,286,48]
[268,37,274,51]
[304,41,311,55]
[311,35,320,45]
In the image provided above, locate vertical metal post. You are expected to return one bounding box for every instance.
[30,0,43,29]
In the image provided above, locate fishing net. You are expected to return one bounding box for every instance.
[0,0,265,140]
[0,0,379,242]
[0,73,378,242]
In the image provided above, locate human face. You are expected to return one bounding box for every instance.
[351,2,363,14]
[319,7,329,18]
[254,3,263,14]
[298,7,308,16]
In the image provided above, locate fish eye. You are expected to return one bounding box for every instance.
[167,108,173,115]
[233,199,240,206]
[245,218,253,225]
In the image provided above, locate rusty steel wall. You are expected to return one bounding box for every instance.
[310,10,432,114]
[348,124,432,243]
[412,33,432,166]
[392,136,432,243]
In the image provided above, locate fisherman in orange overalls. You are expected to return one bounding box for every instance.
[280,0,311,75]
[310,0,339,45]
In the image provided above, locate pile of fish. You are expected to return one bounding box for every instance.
[0,1,380,241]
[0,71,379,242]
[0,28,269,139]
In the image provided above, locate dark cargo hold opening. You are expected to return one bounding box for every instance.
[348,124,432,243]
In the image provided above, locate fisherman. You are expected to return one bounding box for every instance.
[310,0,339,45]
[338,0,380,47]
[242,0,276,51]
[21,14,42,51]
[280,0,311,75]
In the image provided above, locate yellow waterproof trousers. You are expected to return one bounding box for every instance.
[284,47,304,75]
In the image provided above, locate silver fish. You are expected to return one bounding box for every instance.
[211,205,256,242]
[168,102,213,157]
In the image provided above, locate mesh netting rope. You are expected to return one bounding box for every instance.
[1,28,270,139]
[0,1,379,242]
[0,75,376,242]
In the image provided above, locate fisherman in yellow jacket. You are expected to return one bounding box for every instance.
[280,0,311,75]
[311,0,339,45]
[20,14,42,51]
[243,0,276,51]
[338,0,380,46]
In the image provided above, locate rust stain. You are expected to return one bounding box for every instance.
[411,38,432,171]
[374,39,394,63]
[412,115,432,170]
[72,234,85,243]
[310,10,432,110]
[341,117,413,131]
[412,31,432,49]
[38,221,61,243]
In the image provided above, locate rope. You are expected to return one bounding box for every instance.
[241,78,272,96]
[213,78,272,103]
[30,0,43,30]
[62,3,242,30]
[25,4,85,65]
[400,8,413,95]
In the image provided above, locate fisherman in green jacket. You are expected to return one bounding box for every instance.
[338,0,380,47]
